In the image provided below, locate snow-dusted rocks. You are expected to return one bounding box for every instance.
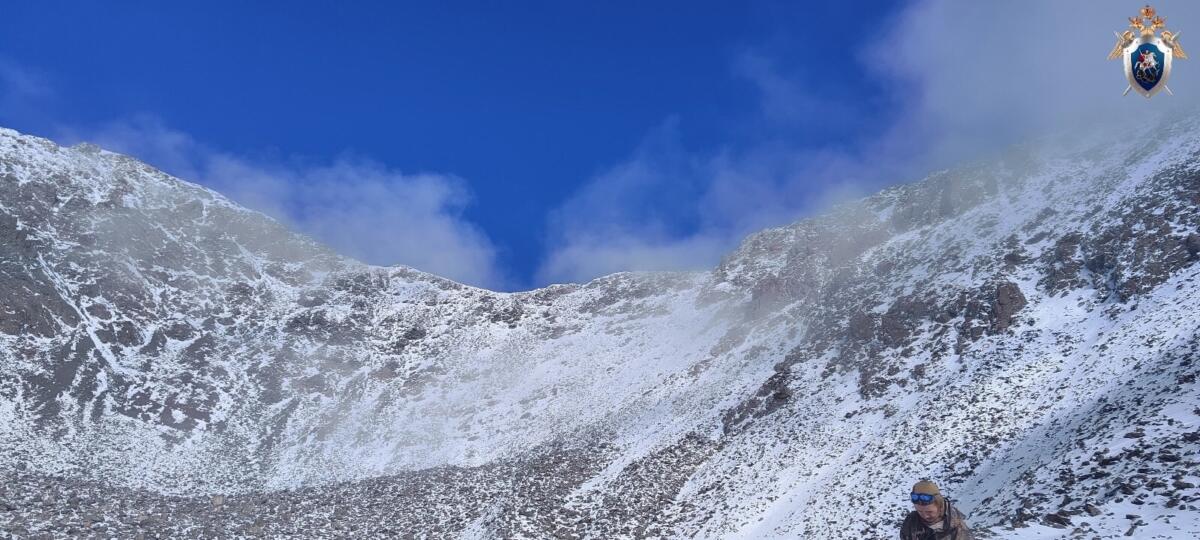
[1,119,1199,538]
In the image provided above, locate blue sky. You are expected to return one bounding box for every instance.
[1,1,1194,290]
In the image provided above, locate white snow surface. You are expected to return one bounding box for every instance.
[1,118,1199,538]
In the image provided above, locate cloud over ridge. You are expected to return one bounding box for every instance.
[535,0,1200,285]
[70,116,506,289]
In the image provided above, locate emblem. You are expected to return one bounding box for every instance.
[1108,5,1188,98]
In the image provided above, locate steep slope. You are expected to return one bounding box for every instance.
[0,117,1198,539]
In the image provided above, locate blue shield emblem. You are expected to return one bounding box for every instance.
[1131,43,1166,91]
[1109,6,1187,98]
[1123,36,1174,98]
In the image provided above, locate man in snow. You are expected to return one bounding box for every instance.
[899,479,974,540]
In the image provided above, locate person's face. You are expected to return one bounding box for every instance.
[914,497,942,523]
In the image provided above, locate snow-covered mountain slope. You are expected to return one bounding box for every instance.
[0,118,1198,539]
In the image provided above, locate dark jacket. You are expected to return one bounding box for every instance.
[899,498,973,540]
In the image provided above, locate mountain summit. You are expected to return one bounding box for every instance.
[1,122,1198,538]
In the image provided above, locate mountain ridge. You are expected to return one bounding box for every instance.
[1,120,1198,538]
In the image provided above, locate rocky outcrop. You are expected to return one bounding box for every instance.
[991,281,1027,333]
[2,115,1200,539]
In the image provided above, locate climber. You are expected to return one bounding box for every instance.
[899,479,974,540]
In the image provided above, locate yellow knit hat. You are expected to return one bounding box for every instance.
[912,479,944,503]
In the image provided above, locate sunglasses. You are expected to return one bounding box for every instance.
[910,493,936,505]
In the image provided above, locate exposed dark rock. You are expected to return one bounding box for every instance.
[991,281,1027,333]
[403,326,427,340]
[1042,511,1071,527]
[720,369,792,434]
[3,113,1200,539]
[848,312,875,342]
[1187,233,1200,258]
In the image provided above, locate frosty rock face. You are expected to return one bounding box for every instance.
[1,120,1199,538]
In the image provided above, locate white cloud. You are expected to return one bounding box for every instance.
[733,53,864,132]
[62,116,507,290]
[536,121,725,284]
[865,0,1200,170]
[11,2,1200,289]
[535,119,877,285]
[538,234,728,286]
[536,0,1200,285]
[0,57,53,126]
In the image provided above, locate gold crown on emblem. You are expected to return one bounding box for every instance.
[1109,5,1187,61]
[1129,5,1165,36]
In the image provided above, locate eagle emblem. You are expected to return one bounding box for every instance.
[1108,5,1187,98]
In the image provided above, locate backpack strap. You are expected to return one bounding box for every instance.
[942,499,953,534]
